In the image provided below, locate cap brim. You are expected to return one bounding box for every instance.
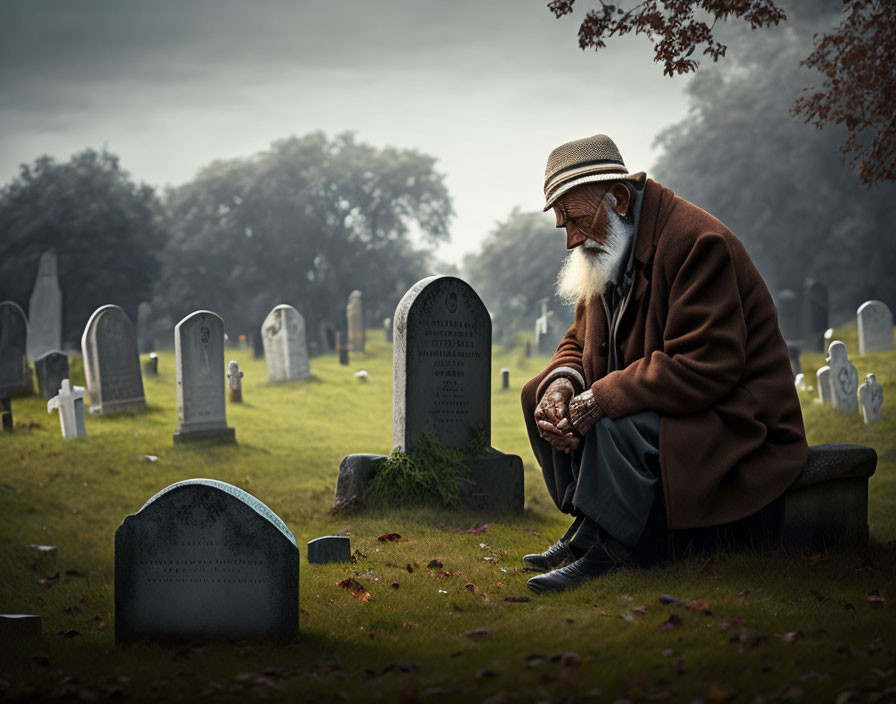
[543,171,646,211]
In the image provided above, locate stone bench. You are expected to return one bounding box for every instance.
[780,443,877,548]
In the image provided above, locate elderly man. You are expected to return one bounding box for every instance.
[521,134,808,594]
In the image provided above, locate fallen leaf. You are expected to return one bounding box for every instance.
[466,523,491,534]
[38,572,60,587]
[867,591,887,605]
[777,631,805,644]
[658,614,682,631]
[462,627,492,640]
[620,612,635,623]
[700,557,719,574]
[524,528,540,536]
[476,669,497,679]
[390,582,400,590]
[337,578,372,602]
[812,590,830,604]
[717,616,743,631]
[632,605,647,614]
[484,556,501,563]
[402,621,415,628]
[684,598,712,614]
[64,569,84,580]
[503,596,531,603]
[405,563,414,573]
[560,652,581,666]
[378,533,408,543]
[427,559,443,569]
[337,528,351,536]
[706,683,737,702]
[658,594,683,606]
[58,629,80,638]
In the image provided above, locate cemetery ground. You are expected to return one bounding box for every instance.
[1,327,895,704]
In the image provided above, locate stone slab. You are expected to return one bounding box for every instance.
[0,301,30,395]
[307,536,352,564]
[115,479,298,644]
[26,252,62,362]
[857,300,894,355]
[0,614,42,637]
[35,350,69,400]
[262,304,310,382]
[81,305,146,414]
[460,451,525,513]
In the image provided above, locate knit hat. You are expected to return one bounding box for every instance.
[543,134,643,211]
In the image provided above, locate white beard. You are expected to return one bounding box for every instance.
[555,207,632,307]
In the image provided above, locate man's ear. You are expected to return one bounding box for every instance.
[608,183,630,218]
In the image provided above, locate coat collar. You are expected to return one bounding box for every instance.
[631,178,674,298]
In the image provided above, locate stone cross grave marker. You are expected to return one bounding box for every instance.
[81,305,146,414]
[826,341,859,414]
[114,478,298,643]
[173,310,234,444]
[816,366,832,405]
[227,360,243,403]
[858,373,883,425]
[393,276,491,452]
[26,252,62,362]
[35,351,69,400]
[0,301,29,395]
[261,304,310,382]
[47,379,86,438]
[346,290,364,352]
[857,300,894,355]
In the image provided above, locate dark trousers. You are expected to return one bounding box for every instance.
[535,412,665,556]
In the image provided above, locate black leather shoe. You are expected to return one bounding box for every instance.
[521,540,585,572]
[526,543,624,594]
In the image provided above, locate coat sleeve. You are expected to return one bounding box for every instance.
[591,232,747,418]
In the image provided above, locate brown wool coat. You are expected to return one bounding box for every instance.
[521,179,808,529]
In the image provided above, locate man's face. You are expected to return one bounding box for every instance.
[552,184,613,251]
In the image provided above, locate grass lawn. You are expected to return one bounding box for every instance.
[1,324,894,703]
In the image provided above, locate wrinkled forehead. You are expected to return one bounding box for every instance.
[552,182,611,226]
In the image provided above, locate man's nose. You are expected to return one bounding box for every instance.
[566,226,587,250]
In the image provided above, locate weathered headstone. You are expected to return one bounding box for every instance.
[261,305,310,382]
[501,368,510,391]
[816,366,832,405]
[173,310,235,444]
[136,301,153,354]
[307,536,351,564]
[47,379,86,438]
[394,276,492,451]
[81,305,146,414]
[26,252,62,362]
[826,341,859,414]
[0,301,30,395]
[227,360,243,403]
[786,343,801,377]
[143,352,158,377]
[383,317,393,343]
[346,290,364,352]
[336,331,349,366]
[318,321,336,354]
[857,300,894,355]
[34,351,69,400]
[0,393,12,432]
[0,614,42,638]
[114,478,298,643]
[858,373,883,425]
[776,289,800,341]
[803,279,828,351]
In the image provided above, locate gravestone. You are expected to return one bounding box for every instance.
[173,311,235,444]
[114,479,298,644]
[857,300,894,355]
[144,352,158,376]
[383,317,393,343]
[501,368,510,391]
[334,275,524,512]
[227,360,243,403]
[787,343,801,377]
[136,301,153,354]
[261,305,310,382]
[858,373,883,425]
[34,350,70,400]
[0,393,12,432]
[47,379,86,438]
[0,301,30,395]
[803,280,828,351]
[318,321,336,354]
[336,331,349,366]
[816,366,832,405]
[81,305,146,415]
[307,536,351,564]
[346,290,364,352]
[534,299,567,356]
[26,252,62,361]
[826,341,859,414]
[776,289,800,342]
[393,275,492,451]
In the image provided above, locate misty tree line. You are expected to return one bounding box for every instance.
[0,133,455,348]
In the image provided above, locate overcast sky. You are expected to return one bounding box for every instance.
[0,0,694,264]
